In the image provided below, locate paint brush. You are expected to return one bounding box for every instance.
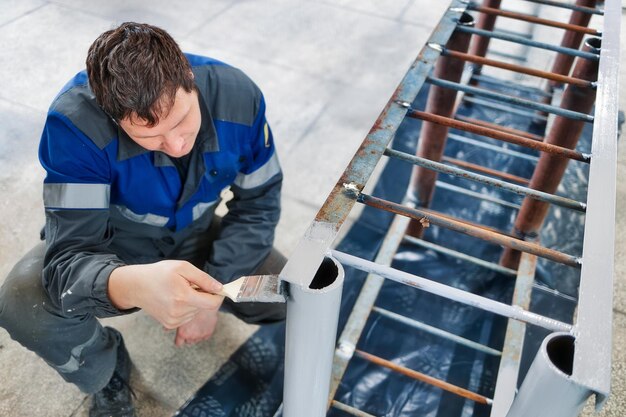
[194,274,288,303]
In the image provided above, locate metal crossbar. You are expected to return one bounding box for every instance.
[330,249,573,332]
[384,148,586,211]
[455,25,600,60]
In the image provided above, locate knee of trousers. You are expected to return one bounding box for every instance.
[0,243,49,333]
[0,244,119,394]
[0,243,85,355]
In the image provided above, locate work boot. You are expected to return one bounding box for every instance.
[89,328,135,417]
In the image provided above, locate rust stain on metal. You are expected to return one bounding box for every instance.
[471,5,600,35]
[454,115,543,141]
[359,194,580,268]
[355,349,491,404]
[408,109,588,162]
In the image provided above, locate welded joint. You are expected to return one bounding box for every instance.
[427,42,444,53]
[343,182,361,197]
[394,100,411,109]
[336,341,356,360]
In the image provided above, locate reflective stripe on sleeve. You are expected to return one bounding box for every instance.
[44,183,110,209]
[234,152,281,190]
[112,205,169,227]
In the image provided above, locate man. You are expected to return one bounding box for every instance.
[0,22,285,417]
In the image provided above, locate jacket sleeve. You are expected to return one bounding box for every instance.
[205,96,282,282]
[39,113,128,318]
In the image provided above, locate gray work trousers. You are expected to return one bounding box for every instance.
[0,241,286,394]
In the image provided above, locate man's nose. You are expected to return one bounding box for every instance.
[164,134,185,153]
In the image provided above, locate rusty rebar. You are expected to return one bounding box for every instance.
[441,156,530,185]
[469,5,600,35]
[520,0,602,15]
[407,109,590,162]
[407,13,474,237]
[355,349,493,405]
[443,48,595,88]
[420,206,519,239]
[358,194,581,267]
[502,38,601,269]
[455,115,543,141]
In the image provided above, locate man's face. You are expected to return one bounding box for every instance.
[119,87,202,158]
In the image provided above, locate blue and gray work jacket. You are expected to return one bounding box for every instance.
[39,54,282,318]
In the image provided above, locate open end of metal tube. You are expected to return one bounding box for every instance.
[585,37,602,54]
[309,256,340,290]
[458,12,475,27]
[546,333,575,376]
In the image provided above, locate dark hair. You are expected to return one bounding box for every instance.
[86,22,194,126]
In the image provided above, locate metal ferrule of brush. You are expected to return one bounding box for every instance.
[235,275,288,303]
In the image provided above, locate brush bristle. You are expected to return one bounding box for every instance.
[235,275,286,303]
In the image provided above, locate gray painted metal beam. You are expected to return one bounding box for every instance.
[507,333,593,417]
[330,249,572,333]
[283,257,344,417]
[570,0,620,408]
[490,253,537,417]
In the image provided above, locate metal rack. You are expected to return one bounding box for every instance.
[277,0,619,416]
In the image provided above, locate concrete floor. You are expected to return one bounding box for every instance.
[0,1,623,416]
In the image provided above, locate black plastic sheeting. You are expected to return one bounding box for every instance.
[177,77,598,417]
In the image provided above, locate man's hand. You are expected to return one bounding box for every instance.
[174,309,220,346]
[108,260,224,330]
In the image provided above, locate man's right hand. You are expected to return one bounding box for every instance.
[107,260,224,329]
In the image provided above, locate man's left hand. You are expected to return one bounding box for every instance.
[174,309,220,346]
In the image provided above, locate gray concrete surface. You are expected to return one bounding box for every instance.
[0,1,623,416]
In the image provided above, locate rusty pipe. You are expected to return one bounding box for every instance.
[407,12,474,237]
[548,0,598,88]
[468,0,502,82]
[501,38,601,269]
